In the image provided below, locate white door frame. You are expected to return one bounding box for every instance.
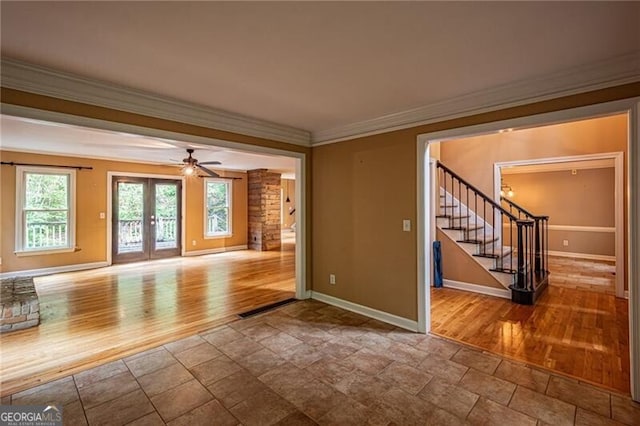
[2,104,309,301]
[417,98,640,401]
[494,152,625,298]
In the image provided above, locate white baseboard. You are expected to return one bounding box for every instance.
[310,291,418,332]
[0,261,109,279]
[548,250,615,262]
[442,279,511,299]
[183,245,248,257]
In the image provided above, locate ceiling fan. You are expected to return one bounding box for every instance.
[176,148,221,177]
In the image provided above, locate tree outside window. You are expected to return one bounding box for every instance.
[205,179,231,237]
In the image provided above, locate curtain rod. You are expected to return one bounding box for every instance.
[0,161,93,170]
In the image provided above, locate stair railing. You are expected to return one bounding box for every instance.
[436,161,537,295]
[501,197,549,275]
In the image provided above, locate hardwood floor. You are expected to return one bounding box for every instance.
[0,242,295,397]
[431,258,630,394]
[548,255,616,295]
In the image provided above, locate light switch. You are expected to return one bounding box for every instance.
[99,212,105,219]
[403,219,411,232]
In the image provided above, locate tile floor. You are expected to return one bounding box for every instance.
[6,300,640,425]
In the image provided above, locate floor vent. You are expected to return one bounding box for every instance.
[238,298,297,318]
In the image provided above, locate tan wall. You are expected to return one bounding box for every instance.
[437,229,504,289]
[0,151,247,273]
[505,168,615,256]
[281,179,296,229]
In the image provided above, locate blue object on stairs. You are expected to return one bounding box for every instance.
[433,240,443,288]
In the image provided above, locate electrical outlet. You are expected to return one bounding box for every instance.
[571,169,577,175]
[403,219,411,232]
[329,274,336,285]
[192,240,197,246]
[563,239,569,247]
[99,212,105,219]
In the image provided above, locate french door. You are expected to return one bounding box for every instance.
[112,177,182,263]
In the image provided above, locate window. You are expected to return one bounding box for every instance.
[15,166,76,255]
[205,179,232,237]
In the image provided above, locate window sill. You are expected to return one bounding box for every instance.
[15,247,75,257]
[204,233,233,240]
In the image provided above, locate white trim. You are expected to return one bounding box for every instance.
[548,250,616,262]
[547,225,616,233]
[310,291,418,332]
[1,58,311,147]
[494,151,624,297]
[314,52,640,144]
[501,159,614,174]
[417,97,640,402]
[442,279,511,300]
[626,290,630,300]
[106,171,186,265]
[203,178,233,239]
[0,261,109,279]
[294,157,308,300]
[183,245,248,257]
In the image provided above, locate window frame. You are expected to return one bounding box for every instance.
[15,166,77,256]
[203,178,232,239]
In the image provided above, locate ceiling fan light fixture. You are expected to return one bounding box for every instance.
[182,164,196,175]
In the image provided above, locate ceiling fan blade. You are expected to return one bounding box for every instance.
[199,160,222,165]
[196,163,220,178]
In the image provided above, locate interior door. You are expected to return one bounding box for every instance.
[112,177,182,264]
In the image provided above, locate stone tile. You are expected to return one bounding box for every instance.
[361,318,396,333]
[74,360,129,389]
[383,341,429,367]
[333,369,393,407]
[280,379,344,421]
[468,396,537,426]
[229,315,270,331]
[351,331,395,349]
[274,411,318,426]
[377,361,433,395]
[575,408,626,426]
[123,346,165,360]
[11,376,79,406]
[459,368,516,406]
[278,343,328,369]
[219,336,264,360]
[318,397,386,426]
[167,400,238,426]
[509,386,576,426]
[173,342,222,368]
[386,328,429,346]
[260,332,304,354]
[229,389,296,426]
[200,326,244,346]
[415,335,462,360]
[546,375,610,418]
[286,326,334,346]
[163,335,206,354]
[326,325,367,339]
[417,354,469,383]
[316,340,359,359]
[259,363,315,395]
[126,412,165,426]
[611,394,640,425]
[494,360,549,393]
[241,322,281,341]
[426,407,469,425]
[190,355,242,385]
[151,379,213,422]
[339,347,393,375]
[306,358,354,386]
[236,348,286,376]
[85,389,155,425]
[374,387,436,425]
[63,400,88,426]
[78,370,140,409]
[137,362,194,397]
[207,370,268,408]
[418,376,479,419]
[125,348,178,377]
[452,347,502,375]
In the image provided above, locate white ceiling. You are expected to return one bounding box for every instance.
[1,1,638,137]
[0,115,297,178]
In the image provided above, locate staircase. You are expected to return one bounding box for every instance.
[435,161,549,305]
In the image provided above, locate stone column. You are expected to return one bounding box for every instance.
[248,169,281,251]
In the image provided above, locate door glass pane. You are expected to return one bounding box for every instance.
[155,183,178,250]
[118,182,144,254]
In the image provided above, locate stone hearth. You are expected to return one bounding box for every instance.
[1,277,40,333]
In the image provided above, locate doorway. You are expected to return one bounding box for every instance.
[112,176,182,263]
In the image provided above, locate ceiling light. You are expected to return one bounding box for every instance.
[182,165,195,175]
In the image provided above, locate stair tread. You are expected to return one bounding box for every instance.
[473,246,513,259]
[442,224,482,231]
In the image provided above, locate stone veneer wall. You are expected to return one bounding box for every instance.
[1,277,40,332]
[248,169,282,251]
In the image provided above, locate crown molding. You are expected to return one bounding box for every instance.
[312,52,640,145]
[0,58,312,147]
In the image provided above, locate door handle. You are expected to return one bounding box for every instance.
[150,221,155,225]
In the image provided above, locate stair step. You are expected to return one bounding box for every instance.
[439,204,459,209]
[442,224,482,231]
[457,235,497,245]
[490,267,517,275]
[473,246,513,259]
